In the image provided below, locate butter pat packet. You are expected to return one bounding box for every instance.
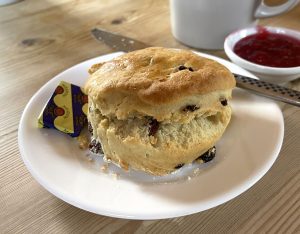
[38,81,88,137]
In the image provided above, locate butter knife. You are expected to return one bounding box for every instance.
[91,28,300,107]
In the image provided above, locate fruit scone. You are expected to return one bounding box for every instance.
[85,47,236,176]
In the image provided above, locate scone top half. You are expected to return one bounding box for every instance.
[85,47,236,123]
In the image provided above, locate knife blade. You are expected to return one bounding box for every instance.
[91,28,151,52]
[91,28,300,107]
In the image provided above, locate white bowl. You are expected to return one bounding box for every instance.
[224,26,300,83]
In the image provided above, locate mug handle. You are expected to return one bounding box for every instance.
[255,0,299,18]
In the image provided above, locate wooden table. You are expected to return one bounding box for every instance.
[1,0,299,233]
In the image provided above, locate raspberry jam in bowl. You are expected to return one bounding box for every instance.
[224,26,300,83]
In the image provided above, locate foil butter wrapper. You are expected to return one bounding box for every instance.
[38,81,88,137]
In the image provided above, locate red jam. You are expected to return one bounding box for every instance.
[233,28,300,68]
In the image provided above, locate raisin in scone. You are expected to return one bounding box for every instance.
[85,47,236,175]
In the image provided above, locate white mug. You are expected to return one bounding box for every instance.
[170,0,299,50]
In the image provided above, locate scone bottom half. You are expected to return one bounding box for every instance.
[85,47,236,176]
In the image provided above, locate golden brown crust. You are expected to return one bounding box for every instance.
[88,63,104,75]
[85,47,236,105]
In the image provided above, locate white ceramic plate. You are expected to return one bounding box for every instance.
[18,52,284,220]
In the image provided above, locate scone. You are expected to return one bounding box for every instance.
[85,47,236,175]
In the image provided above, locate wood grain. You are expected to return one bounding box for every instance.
[0,0,299,233]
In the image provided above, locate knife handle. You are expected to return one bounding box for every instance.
[234,73,300,107]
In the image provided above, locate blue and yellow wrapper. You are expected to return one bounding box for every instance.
[38,81,88,137]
